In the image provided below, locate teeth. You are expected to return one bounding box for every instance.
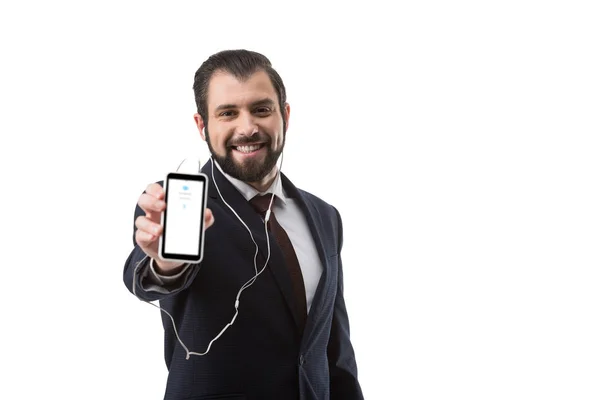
[236,144,261,153]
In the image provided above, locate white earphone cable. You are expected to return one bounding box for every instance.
[132,153,284,359]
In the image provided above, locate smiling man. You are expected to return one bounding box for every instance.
[197,69,288,191]
[123,49,364,400]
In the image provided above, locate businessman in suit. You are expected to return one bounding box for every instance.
[123,49,363,400]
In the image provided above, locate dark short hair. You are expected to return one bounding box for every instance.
[193,49,287,130]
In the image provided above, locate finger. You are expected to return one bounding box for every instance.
[135,228,158,249]
[135,215,163,237]
[145,183,165,200]
[204,208,215,230]
[138,192,166,215]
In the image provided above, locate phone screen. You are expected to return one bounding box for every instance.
[160,172,208,262]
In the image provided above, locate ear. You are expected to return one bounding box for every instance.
[194,113,206,141]
[283,103,291,133]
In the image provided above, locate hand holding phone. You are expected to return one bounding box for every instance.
[158,172,209,263]
[135,174,212,273]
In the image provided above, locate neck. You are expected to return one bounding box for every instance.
[247,167,278,192]
[246,171,277,193]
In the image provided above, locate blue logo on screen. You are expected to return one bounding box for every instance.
[182,185,189,191]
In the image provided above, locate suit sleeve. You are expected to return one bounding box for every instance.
[122,190,201,302]
[327,208,364,399]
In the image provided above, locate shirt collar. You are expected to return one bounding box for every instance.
[214,159,288,205]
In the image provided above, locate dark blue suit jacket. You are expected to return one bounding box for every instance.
[123,162,363,400]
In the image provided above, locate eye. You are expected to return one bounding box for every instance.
[254,106,272,116]
[219,110,236,117]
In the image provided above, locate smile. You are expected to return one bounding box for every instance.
[233,144,264,154]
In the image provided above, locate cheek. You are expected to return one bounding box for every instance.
[266,119,285,145]
[208,126,232,150]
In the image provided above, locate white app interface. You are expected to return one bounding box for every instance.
[164,179,204,256]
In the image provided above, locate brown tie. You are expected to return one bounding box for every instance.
[250,194,307,331]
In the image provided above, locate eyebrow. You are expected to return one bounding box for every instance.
[214,98,276,113]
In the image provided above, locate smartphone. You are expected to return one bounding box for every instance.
[158,172,209,263]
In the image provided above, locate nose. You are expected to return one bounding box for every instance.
[235,110,258,136]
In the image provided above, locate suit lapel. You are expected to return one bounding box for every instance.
[203,161,303,332]
[280,174,330,335]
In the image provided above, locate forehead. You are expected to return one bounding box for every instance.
[207,70,278,110]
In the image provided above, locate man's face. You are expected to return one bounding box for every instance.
[196,70,290,185]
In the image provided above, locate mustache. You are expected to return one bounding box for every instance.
[227,133,270,147]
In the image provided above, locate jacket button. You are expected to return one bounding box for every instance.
[299,354,305,366]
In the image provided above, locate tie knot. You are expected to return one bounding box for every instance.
[250,194,274,215]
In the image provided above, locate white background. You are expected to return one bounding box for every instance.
[1,1,599,399]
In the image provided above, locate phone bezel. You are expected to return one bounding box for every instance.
[158,172,208,263]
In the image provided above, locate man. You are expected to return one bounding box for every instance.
[123,49,363,400]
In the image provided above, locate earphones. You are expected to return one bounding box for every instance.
[133,152,283,359]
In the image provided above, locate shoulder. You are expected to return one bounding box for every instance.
[296,188,337,213]
[295,187,343,229]
[282,173,340,217]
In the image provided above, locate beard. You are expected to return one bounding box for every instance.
[205,128,285,183]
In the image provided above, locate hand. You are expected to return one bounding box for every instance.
[134,183,215,274]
